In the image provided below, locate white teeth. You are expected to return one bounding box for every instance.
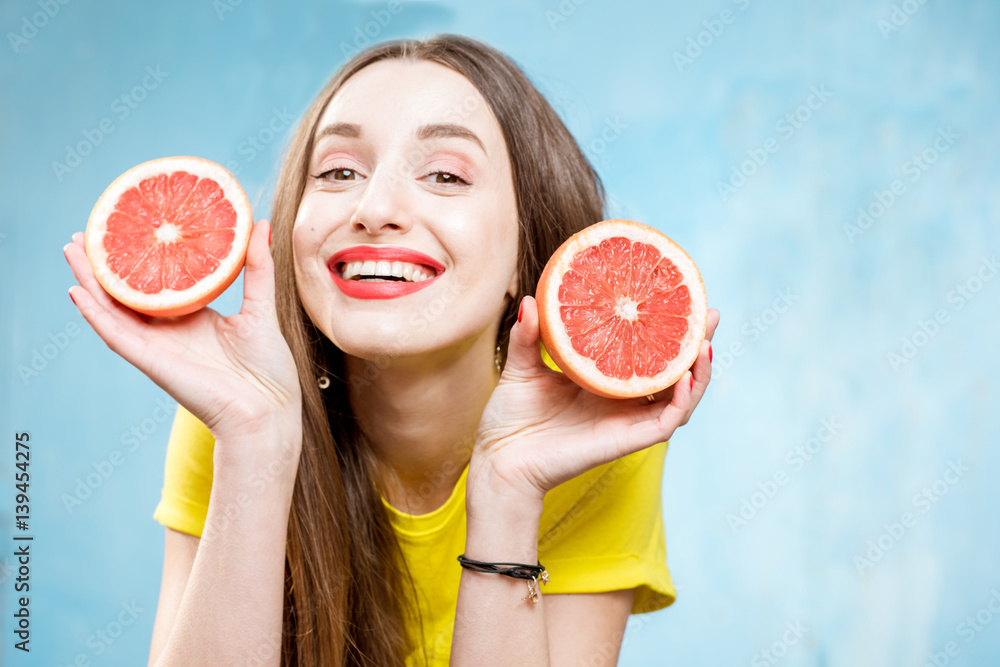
[339,259,436,282]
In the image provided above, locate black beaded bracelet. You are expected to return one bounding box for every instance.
[457,554,551,603]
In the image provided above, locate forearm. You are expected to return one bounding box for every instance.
[153,424,301,666]
[451,465,550,666]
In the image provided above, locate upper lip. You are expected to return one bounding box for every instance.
[327,245,446,275]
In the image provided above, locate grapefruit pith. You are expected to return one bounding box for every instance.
[84,156,253,317]
[536,219,707,399]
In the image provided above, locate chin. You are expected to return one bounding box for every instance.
[327,319,423,359]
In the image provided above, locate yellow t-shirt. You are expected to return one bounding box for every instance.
[152,349,676,666]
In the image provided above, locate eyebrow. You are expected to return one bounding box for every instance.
[416,123,487,155]
[315,122,361,141]
[313,121,487,155]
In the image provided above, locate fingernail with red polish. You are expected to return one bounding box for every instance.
[68,290,77,306]
[709,343,713,363]
[689,374,694,390]
[267,225,272,246]
[517,300,524,323]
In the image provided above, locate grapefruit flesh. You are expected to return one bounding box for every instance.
[84,156,253,317]
[536,219,707,399]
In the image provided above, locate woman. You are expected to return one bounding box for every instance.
[64,35,720,666]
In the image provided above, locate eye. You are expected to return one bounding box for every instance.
[319,168,359,181]
[429,171,469,185]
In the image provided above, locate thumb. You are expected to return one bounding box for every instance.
[240,219,276,318]
[503,295,547,377]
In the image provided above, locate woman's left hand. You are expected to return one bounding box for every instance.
[469,296,720,505]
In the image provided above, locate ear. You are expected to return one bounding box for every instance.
[506,270,519,301]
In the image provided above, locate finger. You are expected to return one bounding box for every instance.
[638,308,720,406]
[67,234,159,327]
[65,249,149,361]
[680,338,713,425]
[636,383,673,406]
[503,295,547,378]
[239,219,276,320]
[706,308,720,342]
[620,369,693,458]
[655,369,695,438]
[67,284,142,355]
[63,240,149,328]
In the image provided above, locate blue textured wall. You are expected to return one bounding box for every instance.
[2,1,999,665]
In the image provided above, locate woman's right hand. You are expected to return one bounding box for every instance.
[63,219,302,443]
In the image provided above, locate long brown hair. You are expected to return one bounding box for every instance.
[270,34,606,666]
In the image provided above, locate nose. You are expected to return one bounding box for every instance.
[349,166,412,236]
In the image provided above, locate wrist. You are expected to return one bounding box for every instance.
[211,401,302,448]
[465,455,545,562]
[464,508,541,564]
[212,419,303,487]
[467,455,545,518]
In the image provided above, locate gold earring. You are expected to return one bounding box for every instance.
[318,376,331,390]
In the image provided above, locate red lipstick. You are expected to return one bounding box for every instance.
[327,245,445,300]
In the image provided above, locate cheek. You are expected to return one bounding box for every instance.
[484,198,520,277]
[440,182,519,266]
[291,202,328,274]
[479,170,520,269]
[291,222,311,268]
[290,207,333,323]
[445,219,519,310]
[291,225,313,288]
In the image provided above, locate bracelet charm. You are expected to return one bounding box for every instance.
[522,569,550,604]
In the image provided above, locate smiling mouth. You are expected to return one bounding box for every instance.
[337,260,439,283]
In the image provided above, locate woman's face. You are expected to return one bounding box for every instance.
[293,59,519,365]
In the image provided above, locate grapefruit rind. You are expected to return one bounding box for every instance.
[84,156,253,318]
[537,219,707,399]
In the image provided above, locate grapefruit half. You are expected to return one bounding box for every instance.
[84,156,253,317]
[536,219,707,399]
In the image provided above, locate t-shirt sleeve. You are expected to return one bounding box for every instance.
[536,440,676,614]
[152,404,216,538]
